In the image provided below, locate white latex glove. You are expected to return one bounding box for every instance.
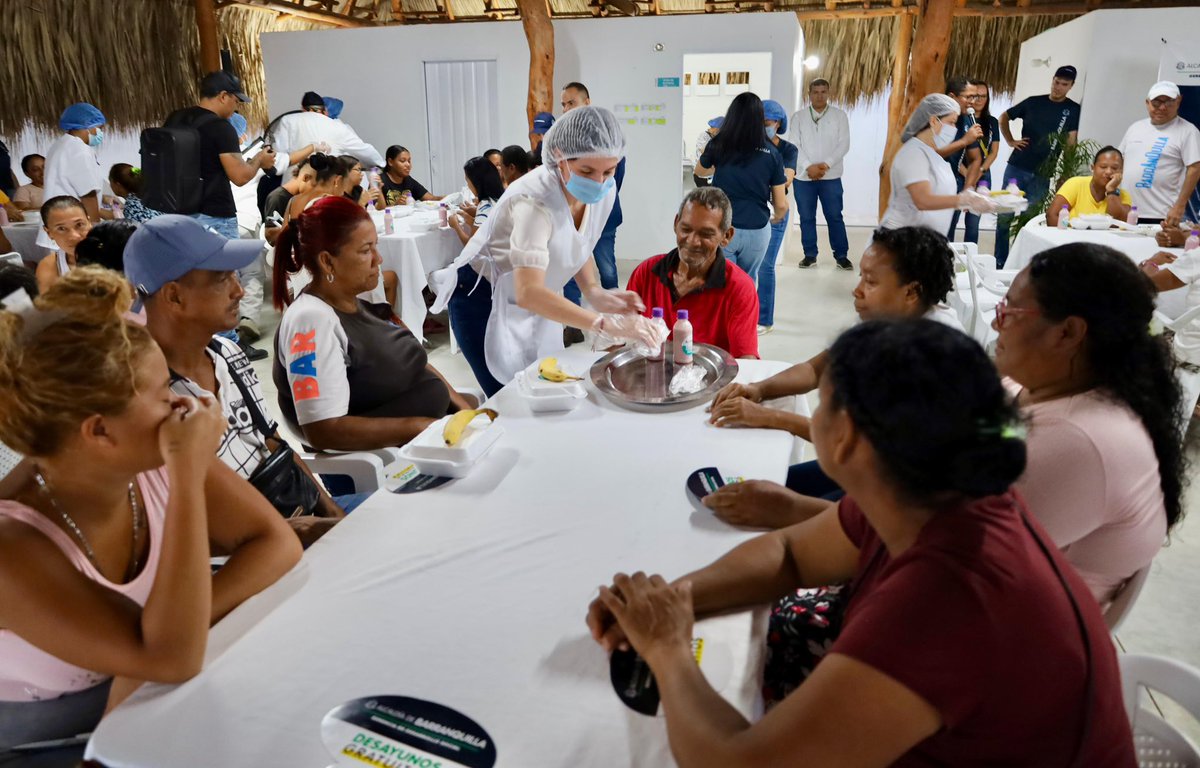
[315,141,332,154]
[592,313,668,351]
[584,286,646,315]
[957,189,997,215]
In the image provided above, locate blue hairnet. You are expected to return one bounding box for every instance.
[323,96,344,119]
[228,112,248,136]
[59,102,106,131]
[707,116,724,129]
[763,100,788,136]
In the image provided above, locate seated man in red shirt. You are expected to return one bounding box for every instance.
[626,188,759,359]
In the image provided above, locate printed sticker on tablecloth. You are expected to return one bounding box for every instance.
[322,695,497,768]
[609,636,733,717]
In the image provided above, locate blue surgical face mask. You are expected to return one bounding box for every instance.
[88,127,104,148]
[561,165,614,205]
[765,125,777,140]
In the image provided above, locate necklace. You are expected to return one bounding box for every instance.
[32,468,142,582]
[809,105,827,124]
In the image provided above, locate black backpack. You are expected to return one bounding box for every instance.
[140,109,223,215]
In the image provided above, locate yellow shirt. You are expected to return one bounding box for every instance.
[1054,176,1132,218]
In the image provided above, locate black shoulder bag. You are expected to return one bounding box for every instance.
[207,341,322,519]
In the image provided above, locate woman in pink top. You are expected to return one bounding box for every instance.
[0,267,301,750]
[993,243,1186,608]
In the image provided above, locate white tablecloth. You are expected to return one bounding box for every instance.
[1006,225,1189,318]
[2,221,43,264]
[88,352,795,768]
[374,210,463,343]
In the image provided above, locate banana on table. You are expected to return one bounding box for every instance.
[443,408,499,446]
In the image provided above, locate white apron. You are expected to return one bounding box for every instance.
[432,166,614,385]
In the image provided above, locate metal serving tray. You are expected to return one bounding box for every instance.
[589,343,739,413]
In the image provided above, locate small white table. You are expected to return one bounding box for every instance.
[87,352,794,768]
[374,210,463,343]
[1006,225,1189,317]
[1,221,43,264]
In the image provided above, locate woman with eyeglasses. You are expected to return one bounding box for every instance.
[993,243,1184,607]
[957,80,1001,244]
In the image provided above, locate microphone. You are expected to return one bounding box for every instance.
[965,107,977,129]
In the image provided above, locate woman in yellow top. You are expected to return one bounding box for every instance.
[1045,146,1132,226]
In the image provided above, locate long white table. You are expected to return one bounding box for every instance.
[87,352,795,767]
[1006,224,1189,318]
[373,210,463,343]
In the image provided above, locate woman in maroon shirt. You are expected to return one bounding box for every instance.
[586,319,1135,768]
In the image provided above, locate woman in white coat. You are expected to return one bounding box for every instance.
[881,93,995,233]
[435,106,663,395]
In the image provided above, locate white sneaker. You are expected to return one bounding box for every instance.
[757,325,773,336]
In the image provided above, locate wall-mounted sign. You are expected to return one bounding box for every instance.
[656,77,681,88]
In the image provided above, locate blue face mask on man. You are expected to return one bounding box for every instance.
[88,127,104,148]
[560,164,615,205]
[765,125,777,140]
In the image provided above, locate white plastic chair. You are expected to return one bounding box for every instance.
[1154,303,1200,427]
[276,419,399,494]
[1,251,22,267]
[949,243,1003,349]
[1120,653,1200,766]
[1104,564,1151,634]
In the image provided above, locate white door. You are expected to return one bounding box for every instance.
[423,60,500,195]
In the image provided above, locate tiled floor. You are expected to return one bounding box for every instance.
[251,223,1200,735]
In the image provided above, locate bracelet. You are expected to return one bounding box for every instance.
[1107,191,1121,197]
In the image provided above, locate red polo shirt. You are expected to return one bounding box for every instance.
[626,250,759,359]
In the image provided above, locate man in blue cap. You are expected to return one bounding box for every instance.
[530,111,554,167]
[694,117,723,188]
[34,102,107,253]
[128,215,354,546]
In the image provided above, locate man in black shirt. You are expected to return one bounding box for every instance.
[165,71,276,239]
[994,65,1081,266]
[0,141,15,197]
[165,71,277,359]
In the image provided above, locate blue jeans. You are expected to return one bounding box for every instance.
[793,178,849,262]
[994,165,1049,268]
[725,223,772,279]
[947,171,992,244]
[334,492,371,513]
[449,264,504,397]
[592,227,618,290]
[757,210,789,327]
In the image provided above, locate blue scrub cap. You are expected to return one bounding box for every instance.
[762,100,788,136]
[323,97,344,119]
[59,102,105,131]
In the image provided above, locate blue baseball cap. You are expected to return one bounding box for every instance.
[532,112,555,135]
[124,215,264,308]
[323,96,344,119]
[59,102,106,131]
[763,100,788,135]
[707,116,724,129]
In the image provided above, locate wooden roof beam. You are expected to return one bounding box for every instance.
[604,0,641,15]
[227,0,373,25]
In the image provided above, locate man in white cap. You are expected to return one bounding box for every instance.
[1119,81,1200,227]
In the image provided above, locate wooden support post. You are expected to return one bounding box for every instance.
[517,0,554,147]
[879,11,913,217]
[195,0,222,73]
[878,0,952,216]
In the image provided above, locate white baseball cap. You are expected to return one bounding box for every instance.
[1148,81,1181,101]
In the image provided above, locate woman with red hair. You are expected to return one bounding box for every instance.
[272,196,475,451]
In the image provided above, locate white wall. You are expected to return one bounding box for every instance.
[262,13,801,259]
[1011,13,1094,121]
[681,52,775,163]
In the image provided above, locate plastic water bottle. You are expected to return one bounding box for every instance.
[648,308,667,362]
[673,310,694,365]
[383,207,394,235]
[976,180,990,195]
[1006,178,1021,195]
[438,203,449,227]
[1186,230,1200,253]
[1127,205,1139,227]
[1057,205,1070,229]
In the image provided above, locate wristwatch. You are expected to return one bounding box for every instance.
[1107,190,1122,197]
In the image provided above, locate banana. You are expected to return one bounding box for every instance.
[538,357,583,382]
[442,408,499,446]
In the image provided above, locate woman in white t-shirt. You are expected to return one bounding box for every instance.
[881,94,995,233]
[448,155,506,246]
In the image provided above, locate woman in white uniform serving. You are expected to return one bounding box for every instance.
[435,106,663,395]
[881,93,994,232]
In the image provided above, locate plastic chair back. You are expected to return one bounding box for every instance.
[1120,653,1200,767]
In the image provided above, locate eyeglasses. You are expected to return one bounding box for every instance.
[964,95,987,101]
[995,297,1041,328]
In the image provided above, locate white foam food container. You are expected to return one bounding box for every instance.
[1072,214,1112,230]
[515,369,588,413]
[403,413,504,464]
